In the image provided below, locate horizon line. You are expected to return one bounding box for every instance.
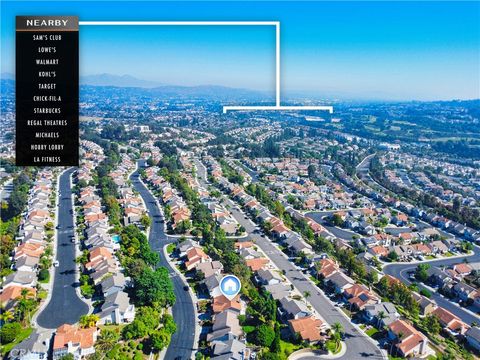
[1,73,479,103]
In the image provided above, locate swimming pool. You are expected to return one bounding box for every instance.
[112,234,121,244]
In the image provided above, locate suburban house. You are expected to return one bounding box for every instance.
[325,271,355,294]
[196,261,224,278]
[98,291,136,325]
[387,319,428,357]
[278,297,310,320]
[212,295,242,314]
[363,302,399,327]
[255,269,282,286]
[0,285,36,310]
[411,292,437,316]
[452,282,477,302]
[288,316,325,343]
[343,284,379,310]
[210,338,246,360]
[100,273,128,297]
[465,327,480,352]
[264,283,292,300]
[207,309,243,342]
[3,271,37,289]
[185,247,210,271]
[52,324,98,359]
[9,330,50,360]
[431,307,469,336]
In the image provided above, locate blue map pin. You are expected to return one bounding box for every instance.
[220,275,241,300]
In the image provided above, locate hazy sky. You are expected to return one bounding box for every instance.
[1,1,479,100]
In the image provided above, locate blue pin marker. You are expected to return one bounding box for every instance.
[220,275,241,300]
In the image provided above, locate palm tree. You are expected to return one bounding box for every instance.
[0,309,14,323]
[96,328,119,353]
[79,314,99,328]
[315,261,324,280]
[376,310,387,329]
[328,322,343,352]
[332,322,343,335]
[303,291,311,305]
[332,330,341,350]
[390,331,404,356]
[40,255,52,270]
[16,289,35,326]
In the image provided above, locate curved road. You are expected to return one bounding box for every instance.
[130,167,196,360]
[194,159,386,360]
[384,246,480,325]
[356,154,480,325]
[306,212,359,241]
[37,168,89,329]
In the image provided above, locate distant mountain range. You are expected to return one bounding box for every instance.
[80,73,165,88]
[0,72,269,100]
[2,72,477,102]
[2,72,163,87]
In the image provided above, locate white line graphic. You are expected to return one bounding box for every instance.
[79,21,333,114]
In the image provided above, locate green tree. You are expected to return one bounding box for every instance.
[0,322,21,344]
[270,324,281,353]
[332,322,343,335]
[253,324,275,347]
[0,309,14,323]
[387,251,399,262]
[79,314,99,328]
[331,214,344,227]
[366,269,378,284]
[16,289,36,326]
[58,354,75,360]
[96,328,120,352]
[422,315,441,336]
[415,263,430,283]
[140,214,152,229]
[134,267,176,307]
[150,328,171,352]
[260,353,282,360]
[162,314,177,335]
[123,319,148,340]
[38,269,50,282]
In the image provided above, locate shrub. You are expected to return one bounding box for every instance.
[80,284,95,298]
[420,288,432,298]
[0,322,21,344]
[38,269,50,282]
[252,324,275,347]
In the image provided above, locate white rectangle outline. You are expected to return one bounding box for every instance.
[79,21,333,114]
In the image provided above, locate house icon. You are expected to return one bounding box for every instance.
[220,275,241,299]
[224,279,237,292]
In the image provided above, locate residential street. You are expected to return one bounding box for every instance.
[384,248,480,326]
[130,167,196,360]
[306,212,358,241]
[356,154,480,325]
[194,159,386,360]
[36,168,89,329]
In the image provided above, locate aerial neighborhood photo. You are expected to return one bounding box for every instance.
[1,1,479,360]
